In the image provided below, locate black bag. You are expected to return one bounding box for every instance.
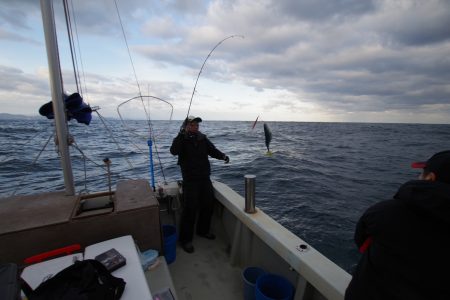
[22,259,126,300]
[0,263,20,300]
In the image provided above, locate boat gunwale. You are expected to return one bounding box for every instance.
[212,180,351,300]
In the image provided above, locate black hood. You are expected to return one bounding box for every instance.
[394,180,450,224]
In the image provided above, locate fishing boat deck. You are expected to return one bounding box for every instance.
[157,207,243,300]
[168,232,242,299]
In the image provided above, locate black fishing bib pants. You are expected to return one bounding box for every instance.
[179,179,214,244]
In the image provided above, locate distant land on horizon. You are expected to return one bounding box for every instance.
[0,113,117,121]
[0,113,40,120]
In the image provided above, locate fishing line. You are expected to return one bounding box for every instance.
[148,127,168,183]
[71,142,107,170]
[113,0,154,138]
[94,110,134,169]
[186,35,244,118]
[113,0,144,101]
[113,0,155,135]
[114,0,171,184]
[72,141,89,193]
[11,133,54,196]
[117,95,173,140]
[72,140,126,196]
[72,141,111,194]
[0,126,52,163]
[117,95,174,182]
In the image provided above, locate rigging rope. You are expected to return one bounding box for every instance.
[0,127,51,163]
[113,1,155,140]
[113,0,143,100]
[72,141,88,193]
[68,0,89,98]
[72,141,112,194]
[117,96,172,183]
[11,133,54,196]
[113,1,172,183]
[117,96,173,139]
[63,0,81,93]
[151,133,166,183]
[94,110,134,169]
[10,1,167,196]
[55,0,174,189]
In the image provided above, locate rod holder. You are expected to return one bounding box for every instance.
[244,175,256,214]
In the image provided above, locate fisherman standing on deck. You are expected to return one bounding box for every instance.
[345,150,450,300]
[170,116,229,253]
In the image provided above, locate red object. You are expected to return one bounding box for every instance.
[24,244,81,264]
[411,162,426,168]
[359,237,373,253]
[251,116,259,130]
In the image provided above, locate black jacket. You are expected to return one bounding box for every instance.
[170,131,225,181]
[346,180,450,300]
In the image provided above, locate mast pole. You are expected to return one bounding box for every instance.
[40,0,75,195]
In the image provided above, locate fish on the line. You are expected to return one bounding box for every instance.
[263,123,272,156]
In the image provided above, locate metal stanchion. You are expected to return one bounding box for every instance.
[244,175,256,213]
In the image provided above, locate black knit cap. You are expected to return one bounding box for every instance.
[411,150,450,183]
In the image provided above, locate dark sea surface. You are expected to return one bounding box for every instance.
[1,118,450,272]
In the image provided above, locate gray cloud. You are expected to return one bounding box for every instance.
[369,0,450,46]
[0,65,47,93]
[0,0,449,122]
[269,0,377,21]
[165,0,208,15]
[0,28,40,45]
[0,0,37,29]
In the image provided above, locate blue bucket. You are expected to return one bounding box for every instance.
[255,273,295,300]
[162,225,177,264]
[242,267,266,300]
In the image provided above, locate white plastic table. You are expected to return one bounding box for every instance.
[84,235,153,300]
[21,235,152,300]
[21,253,84,290]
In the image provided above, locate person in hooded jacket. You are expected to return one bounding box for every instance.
[345,150,450,300]
[170,116,229,254]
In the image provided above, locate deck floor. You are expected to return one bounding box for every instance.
[167,225,243,299]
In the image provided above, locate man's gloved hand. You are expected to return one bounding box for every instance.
[223,155,230,164]
[178,119,189,138]
[180,118,188,133]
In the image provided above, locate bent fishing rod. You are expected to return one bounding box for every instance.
[185,35,244,120]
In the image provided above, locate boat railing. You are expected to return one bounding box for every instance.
[212,180,351,300]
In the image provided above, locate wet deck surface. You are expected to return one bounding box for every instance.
[167,222,243,300]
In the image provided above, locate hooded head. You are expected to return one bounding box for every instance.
[185,115,202,134]
[411,150,450,184]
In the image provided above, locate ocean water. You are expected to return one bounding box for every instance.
[1,118,449,272]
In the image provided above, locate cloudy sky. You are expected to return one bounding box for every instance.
[0,0,449,123]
